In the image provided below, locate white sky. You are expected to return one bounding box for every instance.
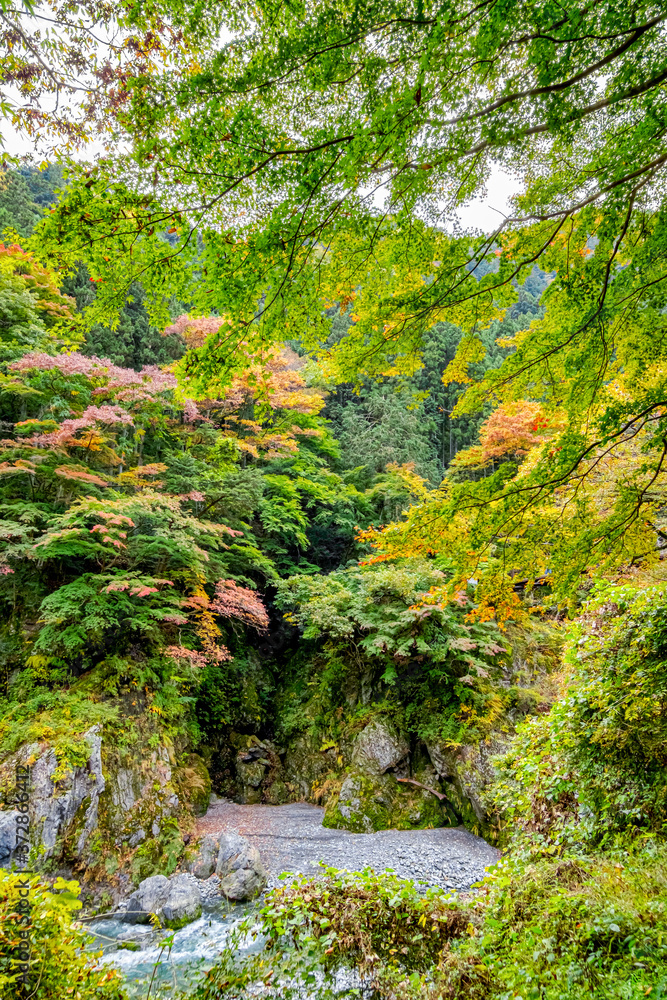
[456,167,516,233]
[2,122,517,236]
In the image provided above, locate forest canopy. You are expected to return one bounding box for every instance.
[3,1,667,605]
[4,6,667,1000]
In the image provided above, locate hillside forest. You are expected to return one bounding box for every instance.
[1,3,667,999]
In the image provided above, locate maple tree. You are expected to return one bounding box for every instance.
[1,0,661,605]
[449,400,549,474]
[0,241,80,357]
[0,0,220,154]
[3,12,667,995]
[277,557,507,744]
[0,300,400,692]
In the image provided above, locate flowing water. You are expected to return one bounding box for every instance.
[87,902,257,997]
[87,801,499,995]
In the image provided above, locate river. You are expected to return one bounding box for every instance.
[87,800,498,995]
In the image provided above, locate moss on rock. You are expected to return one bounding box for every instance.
[178,753,211,817]
[323,771,455,833]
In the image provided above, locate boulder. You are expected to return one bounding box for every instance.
[123,874,171,924]
[265,779,289,804]
[188,833,219,880]
[161,875,202,928]
[351,718,409,775]
[323,770,454,833]
[121,873,202,928]
[236,759,266,802]
[0,810,18,868]
[282,734,331,799]
[215,831,266,900]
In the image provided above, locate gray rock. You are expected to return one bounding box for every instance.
[111,767,139,813]
[105,746,182,853]
[424,740,452,779]
[161,875,202,927]
[351,719,409,775]
[189,833,218,880]
[123,874,170,924]
[21,726,106,861]
[426,734,510,833]
[0,810,19,867]
[215,831,266,900]
[282,734,331,799]
[128,828,146,848]
[236,759,266,789]
[335,776,373,832]
[0,726,198,874]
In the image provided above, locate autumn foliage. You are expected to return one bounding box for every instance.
[451,400,548,471]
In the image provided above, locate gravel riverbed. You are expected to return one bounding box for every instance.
[89,801,499,994]
[196,799,499,891]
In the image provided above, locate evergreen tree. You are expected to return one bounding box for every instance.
[325,382,440,484]
[0,167,42,239]
[62,266,184,370]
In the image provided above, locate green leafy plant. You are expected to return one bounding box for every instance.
[276,558,508,745]
[0,872,127,999]
[494,582,667,847]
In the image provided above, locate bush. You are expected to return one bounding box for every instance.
[0,872,127,999]
[494,582,667,846]
[194,849,667,1000]
[193,867,475,1000]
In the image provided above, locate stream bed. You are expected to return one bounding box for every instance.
[87,801,499,994]
[87,904,256,996]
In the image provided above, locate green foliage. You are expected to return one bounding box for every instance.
[0,872,126,999]
[194,848,667,999]
[323,303,547,485]
[0,318,410,767]
[472,847,667,1000]
[325,381,443,484]
[16,2,667,599]
[0,168,43,239]
[194,866,470,1000]
[0,243,79,359]
[3,11,667,997]
[63,267,186,371]
[276,559,508,744]
[0,676,118,757]
[0,166,184,371]
[494,583,667,847]
[130,817,186,884]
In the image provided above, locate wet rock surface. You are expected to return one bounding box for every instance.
[120,873,209,927]
[196,798,498,891]
[188,832,218,880]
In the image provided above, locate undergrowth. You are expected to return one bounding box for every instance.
[193,847,667,1000]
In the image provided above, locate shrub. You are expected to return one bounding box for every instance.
[494,582,667,846]
[0,872,127,999]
